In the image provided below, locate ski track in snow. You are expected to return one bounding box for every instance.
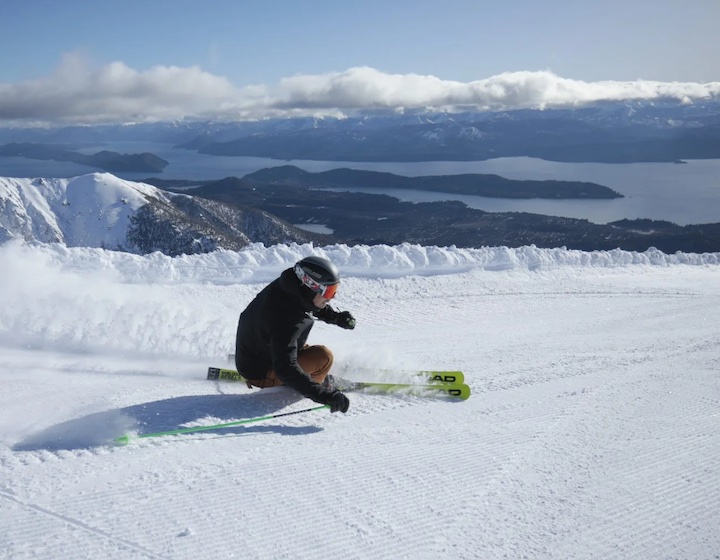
[1,243,719,559]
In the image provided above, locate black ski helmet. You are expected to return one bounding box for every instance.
[294,256,340,299]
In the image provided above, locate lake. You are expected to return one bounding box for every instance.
[1,141,718,225]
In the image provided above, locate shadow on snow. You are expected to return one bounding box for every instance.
[12,387,323,452]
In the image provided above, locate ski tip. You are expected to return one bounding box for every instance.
[114,435,130,446]
[454,385,471,400]
[421,371,465,385]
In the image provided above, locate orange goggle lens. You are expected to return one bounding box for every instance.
[321,283,339,299]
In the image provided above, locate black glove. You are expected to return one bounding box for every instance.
[336,311,356,330]
[326,391,350,413]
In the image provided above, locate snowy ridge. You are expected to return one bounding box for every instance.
[4,240,719,286]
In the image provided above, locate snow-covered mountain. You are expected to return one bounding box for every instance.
[0,172,321,255]
[0,173,162,246]
[0,241,718,559]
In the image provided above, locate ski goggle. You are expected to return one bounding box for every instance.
[294,265,340,299]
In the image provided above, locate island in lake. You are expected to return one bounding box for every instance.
[0,143,168,173]
[242,165,624,200]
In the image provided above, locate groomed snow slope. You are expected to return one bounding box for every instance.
[0,241,719,559]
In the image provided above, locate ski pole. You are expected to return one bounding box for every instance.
[114,405,329,445]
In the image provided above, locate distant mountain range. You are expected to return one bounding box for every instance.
[193,104,720,163]
[1,100,718,164]
[0,173,323,256]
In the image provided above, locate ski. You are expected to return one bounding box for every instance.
[336,380,470,400]
[209,366,463,385]
[415,371,464,384]
[208,367,245,382]
[207,367,470,400]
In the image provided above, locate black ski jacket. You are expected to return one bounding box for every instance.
[234,267,342,403]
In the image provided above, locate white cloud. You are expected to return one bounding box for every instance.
[0,52,264,124]
[1,55,719,125]
[276,67,720,111]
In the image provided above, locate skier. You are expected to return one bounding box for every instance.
[234,256,355,413]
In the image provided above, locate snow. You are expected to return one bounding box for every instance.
[294,223,335,235]
[0,173,173,248]
[1,240,719,559]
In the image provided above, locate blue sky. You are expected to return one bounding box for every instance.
[1,0,719,124]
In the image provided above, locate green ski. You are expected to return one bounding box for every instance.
[207,367,470,400]
[208,366,463,385]
[336,380,470,400]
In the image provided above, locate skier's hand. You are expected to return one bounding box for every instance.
[327,391,350,413]
[336,311,356,330]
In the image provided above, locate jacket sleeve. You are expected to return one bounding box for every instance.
[269,317,335,403]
